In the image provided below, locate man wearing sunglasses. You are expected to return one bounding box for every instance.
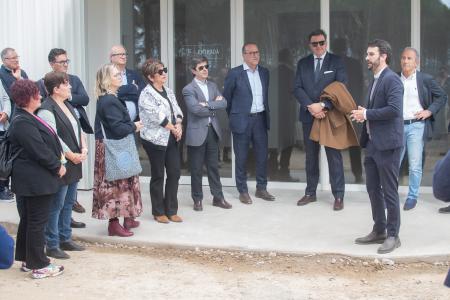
[224,43,275,204]
[182,56,231,211]
[109,45,146,122]
[294,29,348,211]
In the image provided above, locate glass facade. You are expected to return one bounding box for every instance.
[120,0,449,189]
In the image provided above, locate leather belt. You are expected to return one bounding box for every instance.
[404,119,423,125]
[249,111,265,117]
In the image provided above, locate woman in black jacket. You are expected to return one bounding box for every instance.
[9,79,65,279]
[92,63,143,237]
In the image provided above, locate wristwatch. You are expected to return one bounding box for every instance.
[320,102,326,108]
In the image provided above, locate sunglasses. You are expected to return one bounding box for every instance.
[310,40,326,47]
[157,67,168,75]
[197,64,209,71]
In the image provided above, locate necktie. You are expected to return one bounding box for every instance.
[369,77,378,107]
[314,58,322,82]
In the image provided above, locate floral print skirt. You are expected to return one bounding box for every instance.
[92,140,143,220]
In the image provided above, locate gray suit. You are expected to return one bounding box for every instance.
[182,79,227,201]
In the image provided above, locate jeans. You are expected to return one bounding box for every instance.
[400,121,425,200]
[45,181,78,249]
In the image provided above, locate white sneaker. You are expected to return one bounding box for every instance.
[31,264,64,279]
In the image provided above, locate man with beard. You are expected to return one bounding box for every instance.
[351,39,404,254]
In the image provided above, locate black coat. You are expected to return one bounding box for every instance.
[94,94,136,140]
[8,108,62,196]
[40,97,82,185]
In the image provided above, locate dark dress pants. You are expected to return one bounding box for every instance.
[15,194,53,270]
[302,122,345,198]
[188,126,224,201]
[232,113,268,193]
[0,131,9,191]
[142,134,180,217]
[364,140,401,237]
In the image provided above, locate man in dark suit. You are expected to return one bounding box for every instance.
[223,43,275,204]
[110,45,146,121]
[183,56,231,211]
[351,39,404,254]
[0,47,28,201]
[37,48,92,225]
[397,47,447,211]
[293,29,348,210]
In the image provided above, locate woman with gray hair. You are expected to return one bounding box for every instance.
[139,58,183,223]
[92,63,143,237]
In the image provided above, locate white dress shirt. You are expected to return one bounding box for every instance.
[401,71,423,120]
[243,62,264,113]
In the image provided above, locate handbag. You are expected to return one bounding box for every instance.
[0,118,22,180]
[100,121,142,181]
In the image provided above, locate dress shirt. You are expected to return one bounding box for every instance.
[313,52,327,71]
[120,69,137,121]
[401,71,423,120]
[194,78,211,123]
[243,62,264,113]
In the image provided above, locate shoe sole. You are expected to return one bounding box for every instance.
[297,200,316,206]
[377,240,401,254]
[212,204,232,209]
[31,269,64,279]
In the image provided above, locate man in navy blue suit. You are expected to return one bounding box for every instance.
[110,45,146,121]
[223,43,275,204]
[294,29,348,211]
[351,39,404,254]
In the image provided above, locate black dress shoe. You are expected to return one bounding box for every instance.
[297,195,317,206]
[333,198,344,211]
[70,218,86,228]
[355,231,387,245]
[213,197,232,209]
[255,189,275,201]
[239,193,252,204]
[60,240,85,251]
[193,200,203,211]
[439,205,450,214]
[377,236,401,254]
[46,247,70,259]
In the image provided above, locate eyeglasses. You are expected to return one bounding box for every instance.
[156,67,168,75]
[54,59,70,65]
[244,51,259,56]
[4,56,19,60]
[197,64,209,71]
[310,41,326,47]
[111,53,128,57]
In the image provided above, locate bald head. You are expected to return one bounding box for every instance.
[110,45,127,69]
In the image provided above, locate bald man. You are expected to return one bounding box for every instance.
[109,45,146,121]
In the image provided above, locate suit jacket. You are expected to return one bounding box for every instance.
[117,68,146,121]
[396,71,448,141]
[39,97,83,185]
[360,67,404,151]
[37,74,93,134]
[433,150,450,202]
[8,108,62,196]
[310,82,359,149]
[223,64,270,134]
[182,79,227,146]
[294,52,348,123]
[0,65,28,113]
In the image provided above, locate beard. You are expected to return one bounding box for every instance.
[367,57,380,71]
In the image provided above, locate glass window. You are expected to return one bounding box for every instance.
[244,0,320,183]
[330,0,411,184]
[174,0,231,177]
[420,0,450,186]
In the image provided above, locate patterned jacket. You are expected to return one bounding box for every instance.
[138,84,183,146]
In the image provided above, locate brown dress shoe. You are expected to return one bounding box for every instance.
[153,215,170,224]
[333,198,344,211]
[193,200,203,211]
[239,193,252,204]
[168,215,183,222]
[297,195,317,206]
[255,189,275,201]
[213,197,232,209]
[72,200,86,213]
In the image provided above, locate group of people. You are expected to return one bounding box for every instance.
[1,27,449,279]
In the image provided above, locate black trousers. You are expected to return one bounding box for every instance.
[142,135,180,217]
[188,126,224,201]
[364,140,401,237]
[15,194,53,269]
[302,122,345,198]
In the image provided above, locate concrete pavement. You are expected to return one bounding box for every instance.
[1,185,449,260]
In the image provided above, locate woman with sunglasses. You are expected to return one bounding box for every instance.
[138,59,183,223]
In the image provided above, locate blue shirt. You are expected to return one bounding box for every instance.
[243,63,264,113]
